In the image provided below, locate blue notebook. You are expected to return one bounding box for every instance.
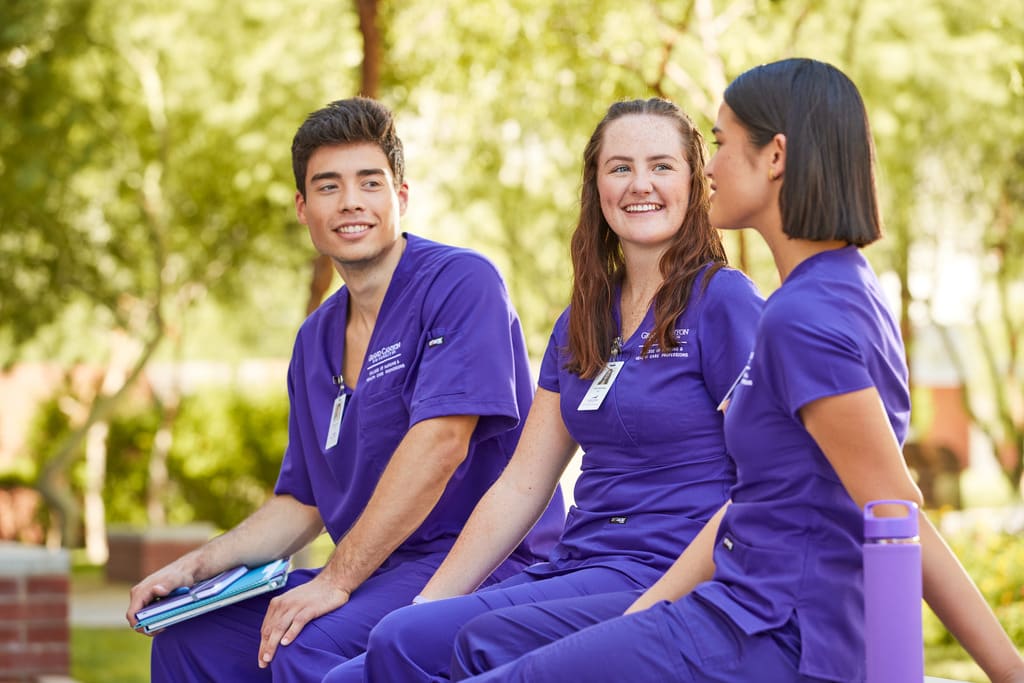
[134,558,290,634]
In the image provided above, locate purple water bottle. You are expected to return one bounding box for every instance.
[864,500,923,683]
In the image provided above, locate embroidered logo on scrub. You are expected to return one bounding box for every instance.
[637,328,691,359]
[722,537,734,551]
[428,335,445,347]
[365,341,405,383]
[609,516,628,524]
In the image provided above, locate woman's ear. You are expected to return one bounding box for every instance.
[768,133,786,181]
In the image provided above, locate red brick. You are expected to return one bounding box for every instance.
[107,533,210,583]
[0,602,66,623]
[0,644,69,675]
[33,647,70,673]
[0,603,27,620]
[25,576,67,594]
[0,545,70,681]
[25,623,67,644]
[18,601,66,621]
[0,648,27,671]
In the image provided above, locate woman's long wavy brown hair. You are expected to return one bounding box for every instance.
[566,98,727,378]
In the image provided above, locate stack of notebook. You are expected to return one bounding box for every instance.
[134,557,290,634]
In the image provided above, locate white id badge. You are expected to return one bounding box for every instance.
[577,361,625,411]
[324,394,347,449]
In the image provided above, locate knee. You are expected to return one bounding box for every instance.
[365,605,419,661]
[451,612,503,678]
[268,622,337,678]
[365,603,466,680]
[268,638,305,677]
[321,659,364,683]
[150,621,192,660]
[149,624,210,681]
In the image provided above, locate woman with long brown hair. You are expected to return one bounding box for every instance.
[322,98,763,683]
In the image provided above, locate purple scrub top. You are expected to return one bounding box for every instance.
[704,246,910,682]
[528,265,763,586]
[275,233,563,566]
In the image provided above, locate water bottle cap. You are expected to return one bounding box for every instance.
[863,500,919,540]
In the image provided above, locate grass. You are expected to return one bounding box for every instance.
[71,627,150,683]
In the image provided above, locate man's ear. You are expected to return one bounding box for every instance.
[295,190,308,225]
[396,182,409,216]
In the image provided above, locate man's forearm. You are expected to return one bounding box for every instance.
[194,494,325,577]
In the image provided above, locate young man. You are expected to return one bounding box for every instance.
[126,97,563,682]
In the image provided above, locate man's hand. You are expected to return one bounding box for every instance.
[257,573,351,668]
[125,557,200,633]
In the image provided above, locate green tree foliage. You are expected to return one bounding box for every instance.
[920,1,1024,490]
[160,389,289,529]
[1,0,366,362]
[0,0,112,350]
[1,0,361,542]
[389,0,1024,490]
[3,0,1023,538]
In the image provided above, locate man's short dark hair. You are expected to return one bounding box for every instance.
[291,97,405,198]
[724,58,882,245]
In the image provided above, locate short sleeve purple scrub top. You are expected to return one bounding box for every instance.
[526,265,764,586]
[275,233,564,568]
[701,246,911,682]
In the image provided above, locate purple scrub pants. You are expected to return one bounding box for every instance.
[322,567,644,683]
[457,594,832,683]
[150,554,446,683]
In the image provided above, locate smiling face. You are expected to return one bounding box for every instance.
[596,114,691,256]
[295,142,408,273]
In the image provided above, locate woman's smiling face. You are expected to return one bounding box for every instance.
[596,114,691,256]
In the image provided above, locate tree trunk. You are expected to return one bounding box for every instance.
[35,327,162,548]
[83,420,109,563]
[305,253,337,317]
[304,0,384,316]
[146,392,180,526]
[355,0,381,100]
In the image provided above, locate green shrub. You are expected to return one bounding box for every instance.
[104,407,162,526]
[166,388,288,529]
[21,386,289,536]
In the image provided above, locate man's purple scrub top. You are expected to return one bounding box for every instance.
[275,233,563,567]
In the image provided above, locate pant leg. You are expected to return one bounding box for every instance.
[351,567,642,683]
[320,652,367,683]
[270,553,444,683]
[450,589,640,678]
[460,596,831,683]
[150,568,316,683]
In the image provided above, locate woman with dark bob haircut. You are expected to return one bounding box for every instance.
[321,98,763,683]
[447,59,1024,683]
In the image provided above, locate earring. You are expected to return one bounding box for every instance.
[768,169,776,181]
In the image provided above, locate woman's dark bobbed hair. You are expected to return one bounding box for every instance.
[724,58,882,245]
